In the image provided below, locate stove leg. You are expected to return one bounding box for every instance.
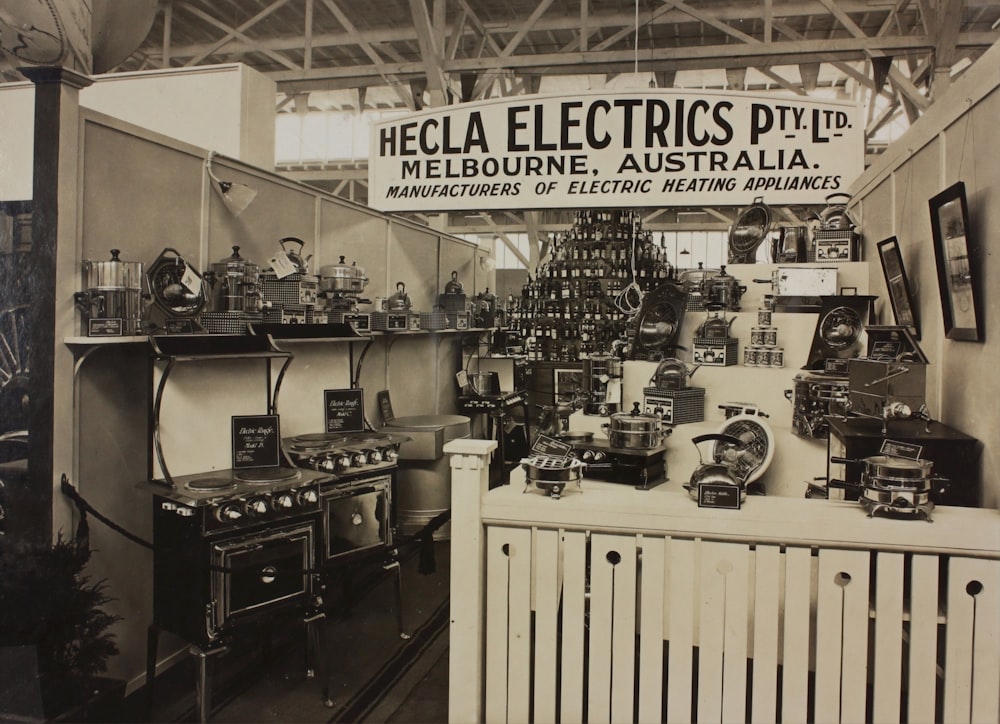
[190,644,227,724]
[144,624,159,721]
[304,611,333,708]
[384,557,411,639]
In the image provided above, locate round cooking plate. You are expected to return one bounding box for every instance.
[185,476,238,492]
[348,432,391,443]
[234,466,301,484]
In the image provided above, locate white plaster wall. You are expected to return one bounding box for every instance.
[849,40,1000,508]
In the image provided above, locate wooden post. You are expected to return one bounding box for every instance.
[19,66,92,543]
[444,438,496,724]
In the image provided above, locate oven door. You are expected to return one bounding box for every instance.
[211,519,316,632]
[322,476,392,562]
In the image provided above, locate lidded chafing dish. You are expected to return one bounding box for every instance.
[319,255,368,294]
[602,402,670,450]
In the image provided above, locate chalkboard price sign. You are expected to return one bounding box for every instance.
[324,389,365,434]
[231,414,281,469]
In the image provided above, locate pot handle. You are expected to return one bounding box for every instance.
[279,237,306,254]
[827,478,862,490]
[692,433,743,447]
[830,457,859,466]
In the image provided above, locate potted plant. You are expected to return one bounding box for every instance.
[0,532,124,721]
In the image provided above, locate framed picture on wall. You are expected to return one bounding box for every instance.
[929,181,983,341]
[876,236,920,339]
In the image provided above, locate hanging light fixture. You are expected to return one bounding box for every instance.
[205,151,258,216]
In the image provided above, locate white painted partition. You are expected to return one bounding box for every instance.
[445,443,1000,724]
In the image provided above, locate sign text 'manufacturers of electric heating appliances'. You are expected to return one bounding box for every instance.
[369,90,863,211]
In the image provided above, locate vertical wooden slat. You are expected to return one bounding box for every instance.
[815,549,871,723]
[608,535,638,722]
[666,538,696,724]
[533,529,561,724]
[723,544,750,724]
[638,536,666,724]
[872,552,904,724]
[560,531,587,723]
[699,541,750,724]
[587,534,616,723]
[698,540,726,723]
[751,545,781,723]
[966,560,1000,724]
[908,554,940,724]
[782,546,813,723]
[505,528,533,724]
[840,551,871,724]
[945,557,1000,724]
[485,526,512,721]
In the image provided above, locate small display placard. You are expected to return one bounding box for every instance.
[530,434,572,460]
[880,439,923,460]
[697,483,742,509]
[324,388,365,434]
[377,389,395,425]
[164,318,195,334]
[88,318,123,337]
[231,414,281,469]
[825,358,851,375]
[870,340,902,359]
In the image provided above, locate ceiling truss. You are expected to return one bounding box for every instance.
[2,0,997,235]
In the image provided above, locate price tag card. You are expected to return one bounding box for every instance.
[324,389,365,434]
[232,414,281,469]
[269,251,297,279]
[179,264,202,294]
[697,483,742,509]
[530,434,573,460]
[880,439,923,459]
[455,370,469,389]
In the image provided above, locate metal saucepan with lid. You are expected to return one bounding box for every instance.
[602,402,670,450]
[320,255,368,294]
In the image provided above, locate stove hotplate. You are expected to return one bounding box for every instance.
[284,430,411,476]
[285,430,407,454]
[146,466,330,507]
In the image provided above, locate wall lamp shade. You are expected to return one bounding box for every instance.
[206,151,257,216]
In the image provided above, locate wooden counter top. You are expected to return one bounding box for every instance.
[484,472,1000,558]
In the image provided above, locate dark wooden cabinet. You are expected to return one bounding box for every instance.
[827,417,981,507]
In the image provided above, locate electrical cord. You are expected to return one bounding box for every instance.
[612,217,645,316]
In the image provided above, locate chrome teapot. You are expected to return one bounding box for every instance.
[684,433,749,501]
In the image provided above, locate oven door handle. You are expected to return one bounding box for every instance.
[326,485,379,498]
